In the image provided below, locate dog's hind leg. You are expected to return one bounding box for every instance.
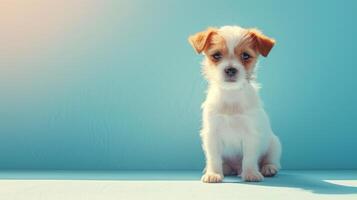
[223,163,235,176]
[260,134,281,177]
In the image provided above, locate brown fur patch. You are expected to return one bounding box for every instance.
[234,33,259,71]
[204,34,228,65]
[188,27,218,54]
[248,29,275,57]
[189,27,275,71]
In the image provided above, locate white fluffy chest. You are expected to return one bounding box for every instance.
[214,112,256,157]
[202,84,271,158]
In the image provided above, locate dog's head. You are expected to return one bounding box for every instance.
[189,26,275,90]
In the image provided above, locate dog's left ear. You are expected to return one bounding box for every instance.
[188,27,217,54]
[249,29,275,57]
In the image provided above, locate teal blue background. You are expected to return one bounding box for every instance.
[0,0,356,170]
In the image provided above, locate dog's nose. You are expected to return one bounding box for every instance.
[224,67,238,77]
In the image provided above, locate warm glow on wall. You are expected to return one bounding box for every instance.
[0,1,96,61]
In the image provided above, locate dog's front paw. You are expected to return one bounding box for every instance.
[260,164,278,177]
[201,173,223,183]
[241,169,264,182]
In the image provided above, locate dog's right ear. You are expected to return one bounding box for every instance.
[188,27,217,54]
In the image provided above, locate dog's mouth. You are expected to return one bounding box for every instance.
[224,77,237,82]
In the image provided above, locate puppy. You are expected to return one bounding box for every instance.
[188,26,281,183]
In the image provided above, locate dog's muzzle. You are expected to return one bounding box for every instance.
[224,67,238,82]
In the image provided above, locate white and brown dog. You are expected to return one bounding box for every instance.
[189,26,281,183]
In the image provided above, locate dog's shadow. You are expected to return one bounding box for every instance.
[223,171,357,194]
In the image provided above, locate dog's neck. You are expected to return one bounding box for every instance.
[204,82,261,115]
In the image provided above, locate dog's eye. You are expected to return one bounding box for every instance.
[241,52,251,61]
[211,52,223,61]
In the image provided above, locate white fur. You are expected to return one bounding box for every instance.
[199,26,282,183]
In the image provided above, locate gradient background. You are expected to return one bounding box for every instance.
[0,0,356,170]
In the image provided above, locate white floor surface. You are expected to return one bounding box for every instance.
[0,170,356,200]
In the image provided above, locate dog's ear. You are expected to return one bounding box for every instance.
[188,27,217,54]
[248,29,275,57]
